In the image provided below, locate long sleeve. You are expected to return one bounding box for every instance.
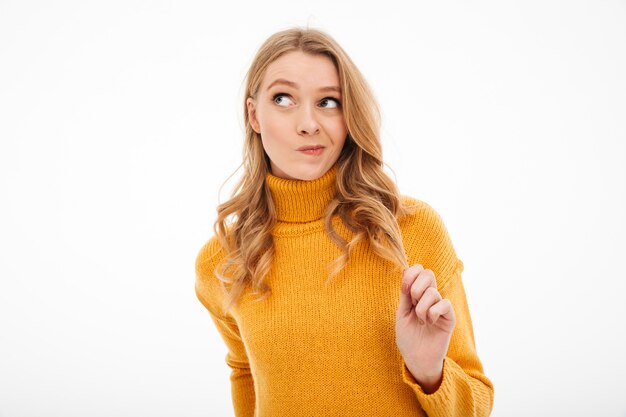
[195,240,256,417]
[399,198,494,416]
[400,262,494,417]
[194,180,493,416]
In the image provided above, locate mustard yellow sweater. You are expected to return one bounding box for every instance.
[195,165,494,416]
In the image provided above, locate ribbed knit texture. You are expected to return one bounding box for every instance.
[195,166,494,417]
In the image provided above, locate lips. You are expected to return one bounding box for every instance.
[297,145,325,156]
[297,145,325,151]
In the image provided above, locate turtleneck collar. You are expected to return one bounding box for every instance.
[266,165,338,223]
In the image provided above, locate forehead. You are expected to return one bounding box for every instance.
[261,51,340,90]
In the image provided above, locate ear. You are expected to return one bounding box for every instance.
[246,97,261,134]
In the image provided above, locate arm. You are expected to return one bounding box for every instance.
[397,199,494,416]
[195,241,256,417]
[400,262,494,417]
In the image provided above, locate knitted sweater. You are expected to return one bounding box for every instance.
[195,165,494,417]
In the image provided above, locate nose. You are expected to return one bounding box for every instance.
[296,103,320,136]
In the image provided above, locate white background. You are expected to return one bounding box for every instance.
[1,1,625,416]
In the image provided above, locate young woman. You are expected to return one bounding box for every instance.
[195,27,494,417]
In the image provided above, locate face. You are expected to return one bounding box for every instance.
[247,50,348,181]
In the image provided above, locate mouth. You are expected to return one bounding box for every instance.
[297,145,325,156]
[297,145,325,151]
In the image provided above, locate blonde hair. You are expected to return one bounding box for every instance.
[214,27,412,315]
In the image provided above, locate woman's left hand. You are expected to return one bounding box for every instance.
[395,264,456,392]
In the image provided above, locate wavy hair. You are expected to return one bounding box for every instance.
[213,27,414,315]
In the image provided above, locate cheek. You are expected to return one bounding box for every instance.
[329,119,348,145]
[259,116,291,156]
[260,113,290,143]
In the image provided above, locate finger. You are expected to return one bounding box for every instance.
[414,286,442,324]
[409,268,437,307]
[401,264,424,294]
[426,299,456,327]
[398,264,424,315]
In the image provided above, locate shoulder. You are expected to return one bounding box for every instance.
[195,235,225,274]
[194,235,228,316]
[398,195,464,290]
[397,195,446,236]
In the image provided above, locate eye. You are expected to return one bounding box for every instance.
[320,97,341,109]
[272,93,294,107]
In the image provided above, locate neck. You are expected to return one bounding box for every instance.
[265,165,338,223]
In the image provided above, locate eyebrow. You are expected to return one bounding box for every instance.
[266,78,341,94]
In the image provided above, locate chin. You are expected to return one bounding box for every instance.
[288,165,327,181]
[271,157,337,181]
